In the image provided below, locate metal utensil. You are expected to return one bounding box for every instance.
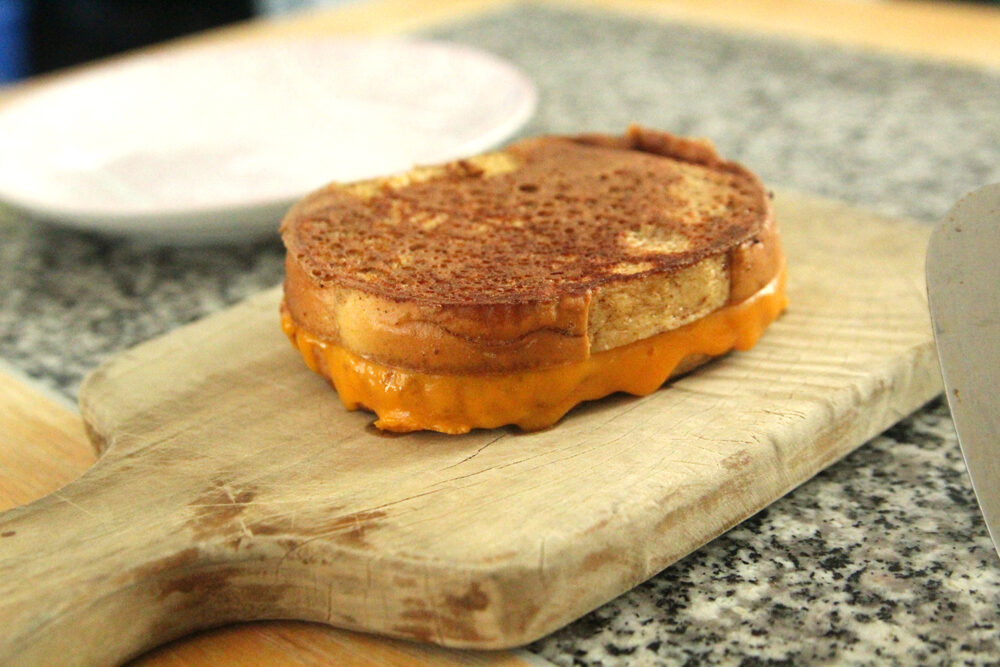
[926,183,1000,558]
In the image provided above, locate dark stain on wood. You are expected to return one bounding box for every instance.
[131,547,201,582]
[503,596,544,638]
[246,508,385,547]
[148,567,287,644]
[581,546,618,573]
[1,530,15,538]
[156,566,283,616]
[440,614,486,643]
[320,509,387,547]
[445,582,489,613]
[244,521,284,536]
[160,566,230,597]
[582,515,611,537]
[394,585,492,644]
[721,449,752,470]
[186,481,258,540]
[243,504,345,537]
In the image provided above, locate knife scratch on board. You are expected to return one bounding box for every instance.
[443,432,508,469]
[52,490,99,520]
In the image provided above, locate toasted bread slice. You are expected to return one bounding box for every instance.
[280,126,786,433]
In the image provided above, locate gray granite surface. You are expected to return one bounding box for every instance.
[2,3,1000,664]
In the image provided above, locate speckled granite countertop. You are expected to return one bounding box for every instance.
[3,4,1000,665]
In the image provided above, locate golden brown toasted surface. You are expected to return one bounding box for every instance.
[280,126,783,375]
[281,125,770,307]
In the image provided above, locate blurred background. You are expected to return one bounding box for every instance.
[0,0,356,83]
[4,0,1000,85]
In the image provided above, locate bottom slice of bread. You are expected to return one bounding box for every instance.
[280,267,786,434]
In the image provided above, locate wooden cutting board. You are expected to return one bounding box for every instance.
[0,191,941,665]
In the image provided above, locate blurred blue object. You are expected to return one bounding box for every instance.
[0,0,26,83]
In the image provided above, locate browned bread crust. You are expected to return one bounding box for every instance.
[281,126,783,374]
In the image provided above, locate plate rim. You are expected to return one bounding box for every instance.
[0,36,537,241]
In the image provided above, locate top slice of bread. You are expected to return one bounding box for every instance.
[281,125,783,374]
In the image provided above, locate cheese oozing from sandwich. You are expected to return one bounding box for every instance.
[280,126,787,433]
[281,269,786,434]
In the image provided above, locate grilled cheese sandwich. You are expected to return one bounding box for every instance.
[280,126,787,433]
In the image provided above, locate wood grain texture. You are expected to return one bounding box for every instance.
[0,191,940,664]
[134,622,549,667]
[0,372,94,510]
[0,379,545,666]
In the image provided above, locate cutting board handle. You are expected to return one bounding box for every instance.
[0,453,243,665]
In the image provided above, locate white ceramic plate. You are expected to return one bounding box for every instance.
[0,38,536,244]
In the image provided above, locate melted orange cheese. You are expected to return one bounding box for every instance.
[282,269,787,434]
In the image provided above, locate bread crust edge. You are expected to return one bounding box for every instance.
[281,128,782,374]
